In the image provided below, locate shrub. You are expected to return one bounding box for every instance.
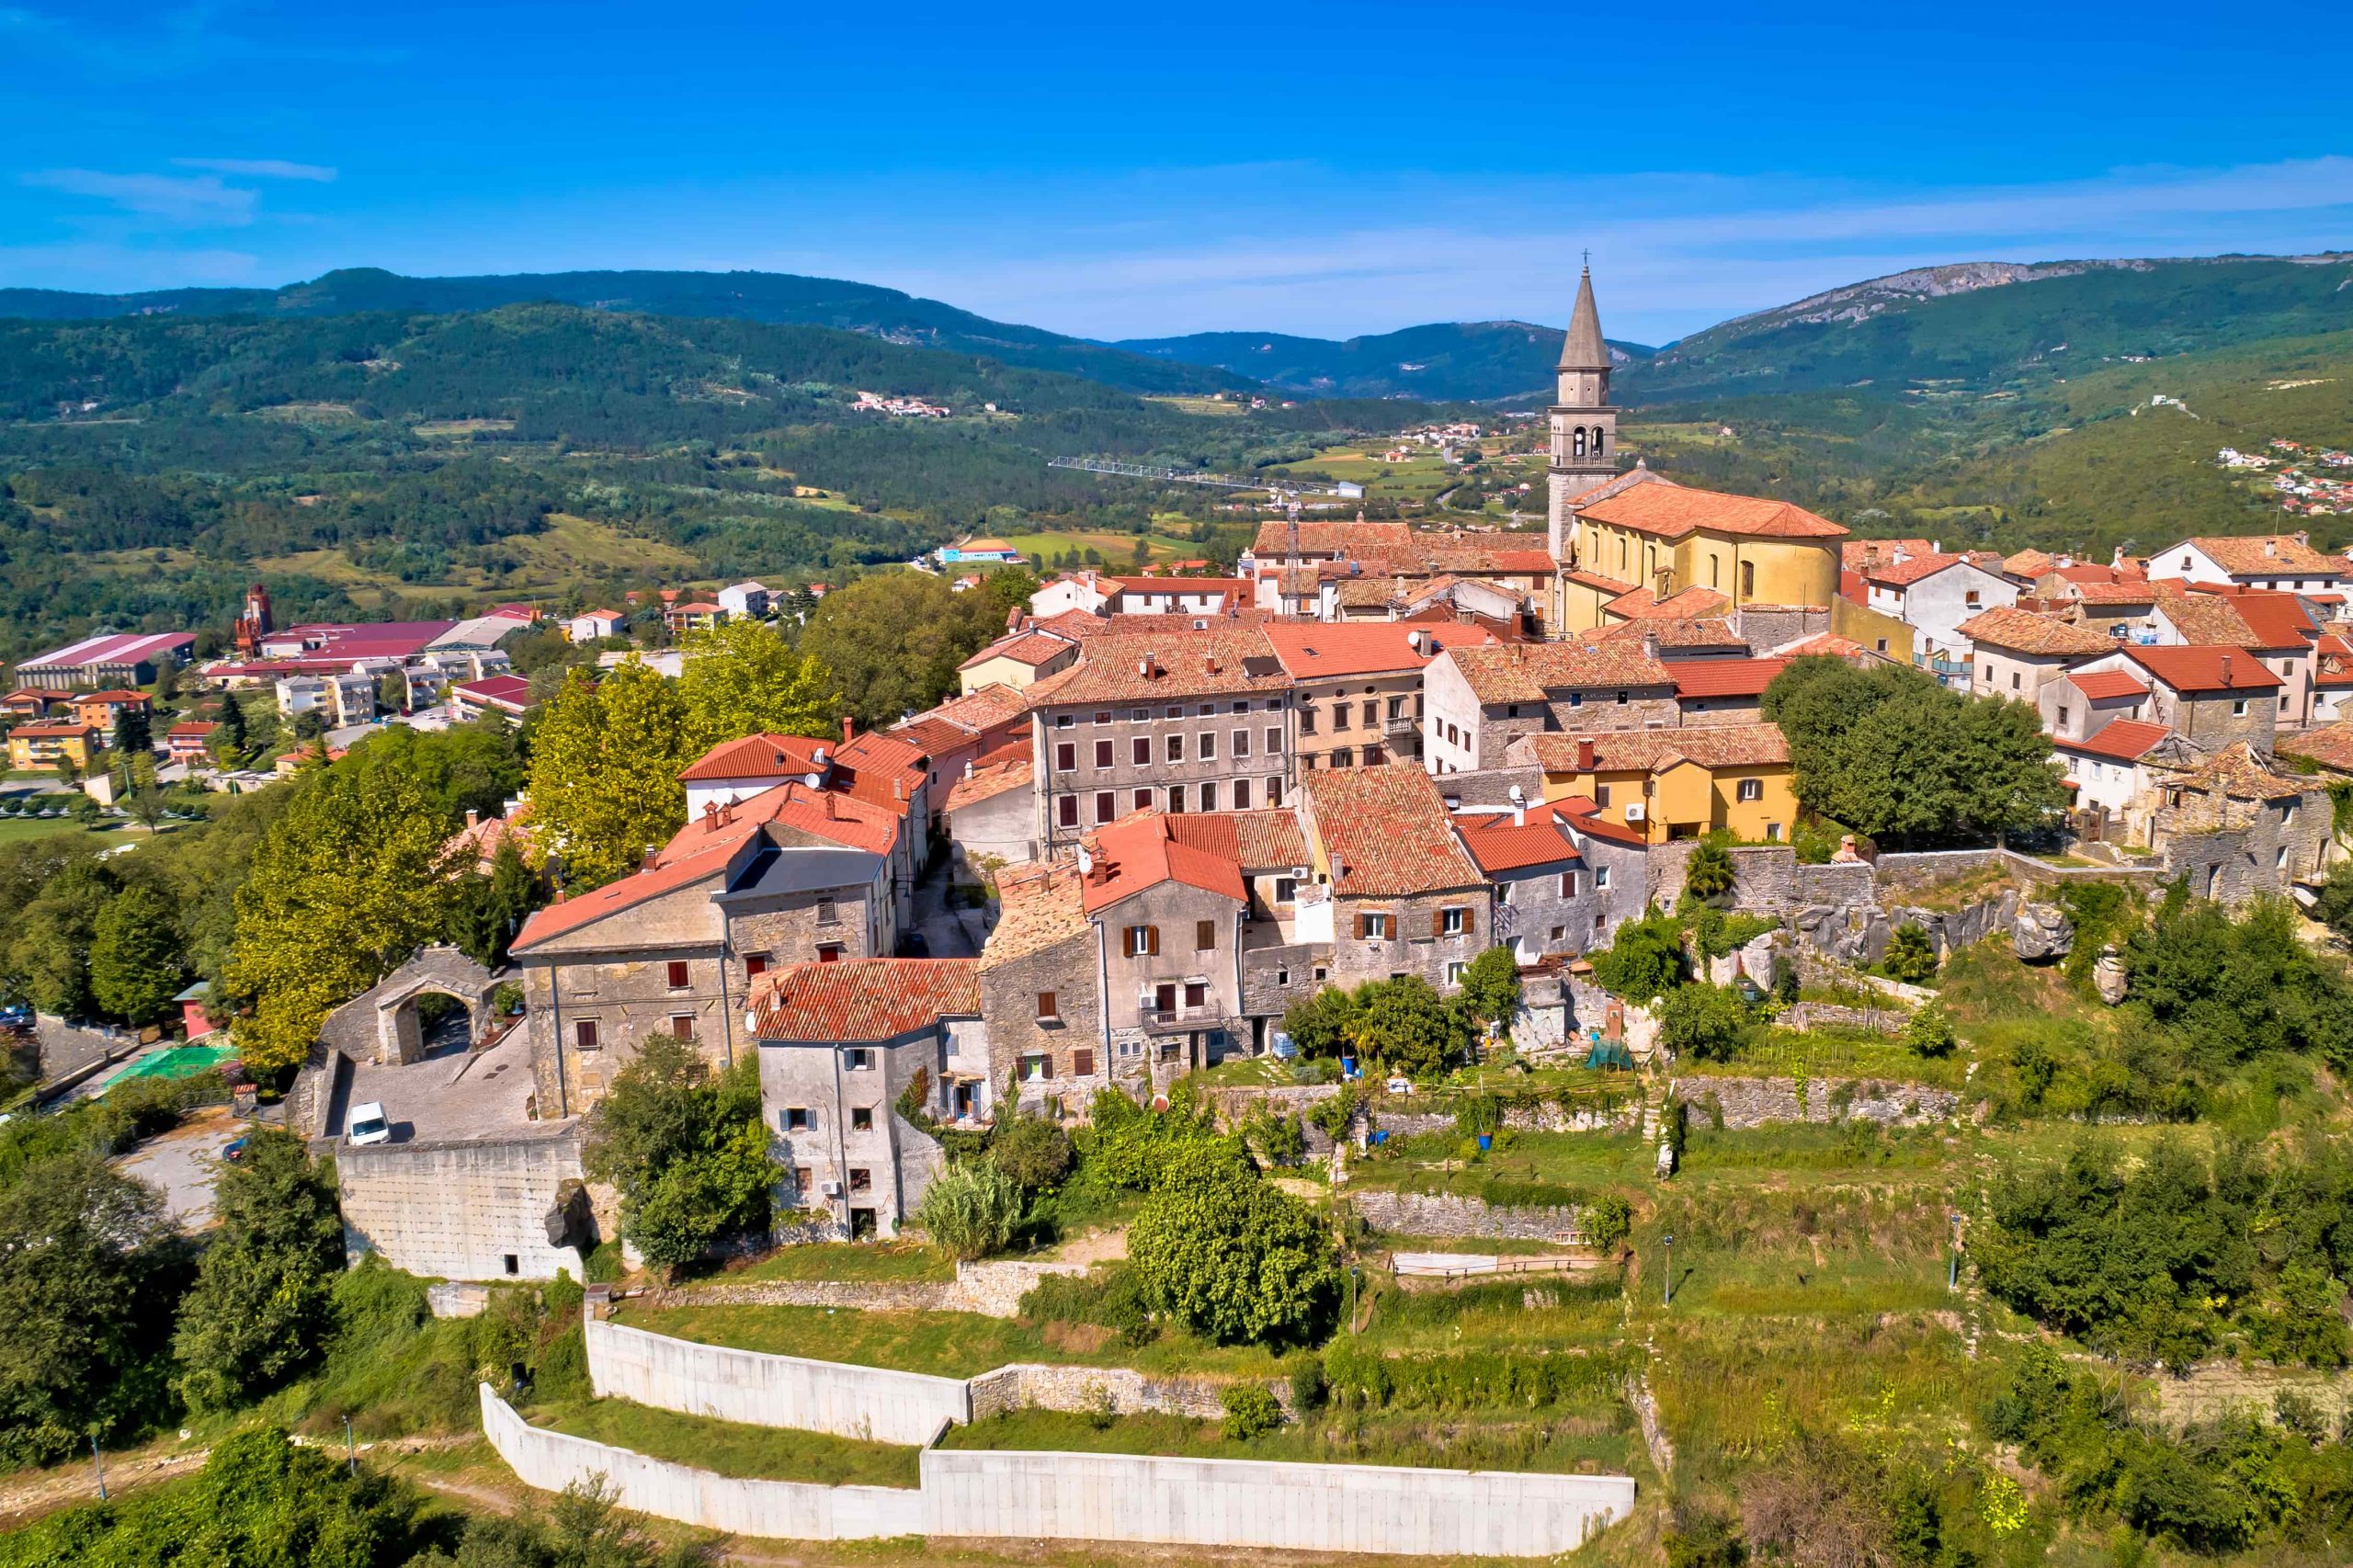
[1681,841,1736,903]
[1287,1356,1326,1414]
[1583,1193,1633,1254]
[1242,1107,1306,1169]
[1306,1084,1361,1142]
[1656,983,1754,1062]
[991,1115,1072,1190]
[1019,1264,1156,1347]
[1130,1146,1336,1346]
[1218,1382,1284,1440]
[1592,905,1687,1001]
[912,1160,1022,1261]
[1883,923,1938,983]
[1902,998,1958,1058]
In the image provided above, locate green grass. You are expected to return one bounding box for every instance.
[716,1241,955,1284]
[992,528,1199,565]
[1682,1027,1970,1089]
[936,1404,1641,1478]
[0,814,145,848]
[611,1302,1288,1380]
[532,1397,921,1487]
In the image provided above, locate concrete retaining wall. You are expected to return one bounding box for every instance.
[919,1448,1631,1557]
[481,1385,927,1540]
[1347,1188,1585,1243]
[482,1386,1632,1556]
[586,1318,966,1445]
[339,1130,586,1282]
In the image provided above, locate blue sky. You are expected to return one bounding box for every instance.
[4,1,2350,344]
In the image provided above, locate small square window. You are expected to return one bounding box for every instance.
[850,1106,873,1131]
[1736,778,1763,802]
[845,1047,874,1071]
[669,1013,696,1040]
[1445,960,1467,985]
[1596,866,1611,890]
[782,1107,813,1131]
[1037,991,1060,1021]
[504,1253,519,1276]
[665,960,690,990]
[848,1168,872,1193]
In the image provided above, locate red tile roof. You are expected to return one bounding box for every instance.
[1078,812,1247,914]
[1303,764,1484,897]
[166,720,219,737]
[10,722,97,738]
[943,753,1030,811]
[2065,670,2149,701]
[2063,580,2158,604]
[2174,535,2342,575]
[835,730,931,810]
[679,733,832,783]
[1518,723,1791,772]
[2280,722,2353,773]
[511,840,736,951]
[1261,620,1496,680]
[958,631,1077,671]
[1164,809,1311,869]
[1249,518,1416,557]
[1578,482,1848,541]
[1861,552,1972,587]
[1672,658,1789,699]
[1563,569,1639,595]
[2056,719,2171,764]
[2122,645,2281,692]
[1024,629,1290,706]
[1455,801,1586,873]
[1553,796,1651,846]
[1608,584,1732,619]
[1440,641,1673,704]
[1954,608,2114,656]
[2184,586,2319,648]
[748,959,981,1040]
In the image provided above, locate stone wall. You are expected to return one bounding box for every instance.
[1241,939,1323,1020]
[1781,1001,1906,1036]
[1347,1187,1586,1243]
[1674,1074,1961,1128]
[587,1318,966,1446]
[338,1130,589,1282]
[976,927,1108,1097]
[481,1385,927,1541]
[482,1386,1634,1556]
[967,1362,1286,1423]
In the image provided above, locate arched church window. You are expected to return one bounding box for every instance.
[1741,561,1756,598]
[1592,428,1605,456]
[1572,427,1586,459]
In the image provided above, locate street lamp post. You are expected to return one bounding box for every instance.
[1662,1233,1674,1308]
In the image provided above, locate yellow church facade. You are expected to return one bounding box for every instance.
[1552,478,1846,636]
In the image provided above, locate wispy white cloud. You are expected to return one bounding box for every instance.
[173,157,336,182]
[20,167,259,225]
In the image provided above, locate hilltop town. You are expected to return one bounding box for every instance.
[6,267,2353,1568]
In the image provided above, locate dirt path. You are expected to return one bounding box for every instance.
[0,1432,479,1529]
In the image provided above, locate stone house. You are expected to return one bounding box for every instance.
[2068,646,2282,751]
[2146,533,2346,595]
[1859,553,2019,667]
[2039,668,2153,745]
[1261,620,1496,777]
[2151,586,2324,729]
[1073,811,1252,1077]
[1025,628,1296,853]
[1510,724,1797,845]
[510,785,902,1118]
[1299,765,1491,993]
[2143,743,2336,902]
[1455,789,1647,965]
[2052,718,2172,823]
[1422,639,1676,774]
[1670,656,1786,726]
[750,960,983,1240]
[975,862,1106,1118]
[1955,608,2114,705]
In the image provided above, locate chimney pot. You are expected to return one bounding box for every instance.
[642,847,660,870]
[842,716,855,744]
[465,808,479,830]
[1576,737,1597,772]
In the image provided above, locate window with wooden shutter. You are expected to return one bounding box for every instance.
[1196,919,1215,951]
[1037,991,1059,1021]
[1071,1047,1095,1077]
[1146,925,1161,956]
[666,960,690,990]
[1353,912,1368,939]
[1432,908,1445,937]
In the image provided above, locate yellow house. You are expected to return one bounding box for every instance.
[6,722,100,773]
[955,629,1080,697]
[1555,478,1846,635]
[1508,723,1798,844]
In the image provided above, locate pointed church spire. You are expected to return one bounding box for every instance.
[1558,263,1609,372]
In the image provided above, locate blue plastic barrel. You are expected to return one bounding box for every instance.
[1477,1133,1493,1152]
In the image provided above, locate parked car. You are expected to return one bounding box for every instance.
[346,1102,392,1146]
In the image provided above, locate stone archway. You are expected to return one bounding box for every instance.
[321,946,506,1066]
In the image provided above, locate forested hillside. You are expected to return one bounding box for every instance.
[0,305,1451,658]
[0,267,1255,396]
[1116,320,1653,402]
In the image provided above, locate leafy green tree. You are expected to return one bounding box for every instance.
[340,721,524,824]
[1344,975,1466,1079]
[913,1160,1022,1261]
[800,570,1030,728]
[7,855,115,1017]
[580,1035,779,1273]
[172,1127,344,1411]
[1882,923,1938,983]
[0,1153,185,1465]
[447,836,543,968]
[123,784,168,835]
[111,701,153,760]
[1583,1193,1633,1254]
[677,618,837,744]
[2312,871,2353,947]
[1279,985,1358,1059]
[89,884,188,1026]
[2125,894,2353,1068]
[223,757,459,1073]
[526,662,698,891]
[1590,905,1687,1002]
[1130,1145,1337,1346]
[1681,841,1736,903]
[1458,945,1522,1028]
[1656,983,1754,1062]
[989,1115,1071,1190]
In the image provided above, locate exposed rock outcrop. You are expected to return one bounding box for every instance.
[2011,903,2075,962]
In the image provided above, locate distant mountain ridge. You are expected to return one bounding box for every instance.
[1112,320,1654,402]
[0,267,1257,398]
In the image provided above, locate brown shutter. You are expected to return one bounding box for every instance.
[1146,925,1161,956]
[1354,912,1368,940]
[1432,908,1445,937]
[1072,1047,1095,1077]
[1037,991,1057,1020]
[1196,919,1214,951]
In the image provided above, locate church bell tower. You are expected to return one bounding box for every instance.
[1546,262,1620,568]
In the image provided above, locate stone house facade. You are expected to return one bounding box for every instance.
[1956,608,2113,706]
[2074,646,2282,752]
[1301,765,1492,993]
[1457,795,1649,966]
[1422,640,1677,774]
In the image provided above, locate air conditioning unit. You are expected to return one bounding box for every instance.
[820,1181,844,1199]
[1623,803,1647,823]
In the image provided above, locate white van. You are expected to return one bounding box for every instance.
[346,1102,392,1145]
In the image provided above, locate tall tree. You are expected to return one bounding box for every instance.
[447,836,542,968]
[677,618,836,744]
[581,1035,779,1273]
[800,570,1029,728]
[524,662,699,891]
[224,761,458,1072]
[110,702,152,760]
[173,1128,345,1411]
[1129,1144,1337,1346]
[89,884,188,1026]
[7,857,116,1017]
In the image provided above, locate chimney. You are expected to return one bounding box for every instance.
[2220,653,2233,685]
[1931,539,1942,555]
[1407,628,1426,654]
[465,808,479,831]
[642,847,660,870]
[842,716,855,744]
[1642,631,1660,661]
[1576,737,1596,772]
[1203,653,1218,676]
[1509,783,1527,827]
[894,778,905,801]
[823,792,837,819]
[813,745,829,768]
[962,760,974,780]
[701,799,721,825]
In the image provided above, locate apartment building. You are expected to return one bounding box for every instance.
[1421,639,1676,773]
[1261,620,1497,778]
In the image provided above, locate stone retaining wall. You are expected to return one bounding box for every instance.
[1347,1187,1585,1243]
[481,1386,1634,1556]
[1781,1002,1908,1036]
[1674,1074,1961,1128]
[640,1257,1086,1320]
[968,1362,1285,1423]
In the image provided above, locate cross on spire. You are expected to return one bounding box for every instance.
[1581,247,1591,269]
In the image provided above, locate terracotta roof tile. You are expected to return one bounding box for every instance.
[1439,641,1673,705]
[1844,539,1938,570]
[1262,620,1496,679]
[1954,608,2115,656]
[2063,580,2159,604]
[983,862,1091,963]
[1672,657,1788,698]
[2123,644,2281,692]
[1591,616,1745,650]
[2056,719,2170,763]
[1518,723,1791,772]
[1249,518,1415,557]
[2168,740,2312,801]
[2184,586,2319,648]
[1578,482,1848,541]
[2280,722,2353,772]
[2066,670,2149,701]
[1608,584,1732,619]
[943,754,1031,811]
[1077,812,1247,913]
[1024,629,1290,707]
[2176,535,2343,575]
[748,959,981,1040]
[957,630,1077,671]
[1164,809,1311,869]
[679,733,831,783]
[1303,764,1484,897]
[1455,801,1586,873]
[2154,594,2261,648]
[1860,552,1976,588]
